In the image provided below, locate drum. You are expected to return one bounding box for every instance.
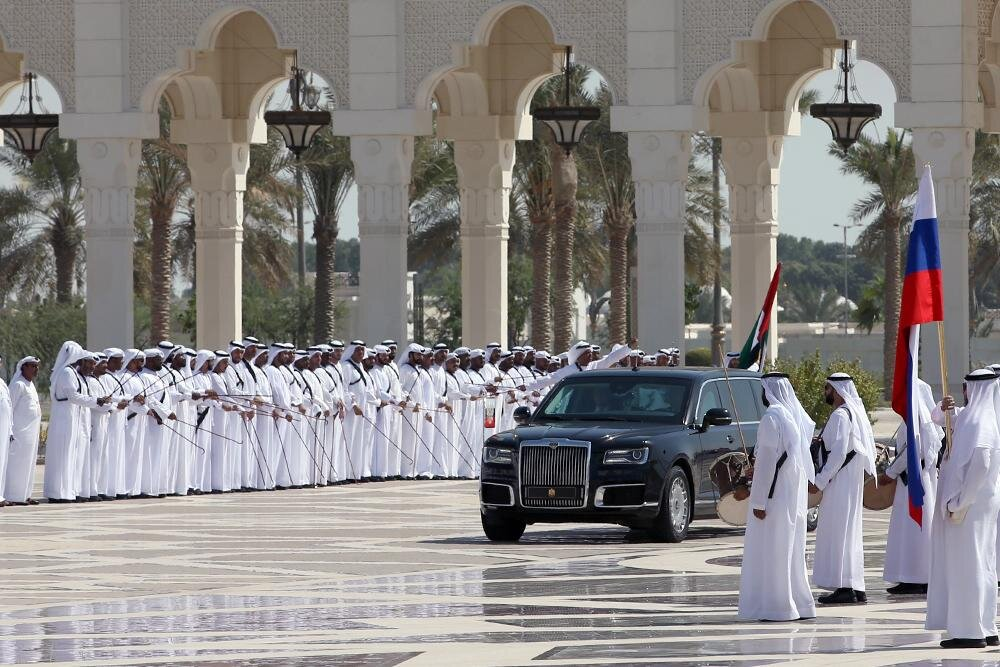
[710,452,752,527]
[863,476,895,511]
[717,492,749,526]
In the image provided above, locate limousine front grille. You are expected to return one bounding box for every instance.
[519,440,590,508]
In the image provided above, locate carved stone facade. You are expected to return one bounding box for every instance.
[981,0,999,63]
[126,0,349,110]
[0,0,75,108]
[403,0,627,106]
[681,0,911,102]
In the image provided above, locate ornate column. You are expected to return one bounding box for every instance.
[186,142,249,349]
[721,136,782,364]
[911,128,975,387]
[351,135,413,345]
[453,139,515,346]
[77,138,142,349]
[628,131,690,353]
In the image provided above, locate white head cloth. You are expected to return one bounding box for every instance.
[50,341,83,390]
[566,341,591,366]
[826,372,877,475]
[344,340,366,361]
[103,347,124,359]
[940,369,1000,504]
[122,349,145,371]
[762,373,816,483]
[194,350,215,373]
[469,348,485,361]
[12,356,40,385]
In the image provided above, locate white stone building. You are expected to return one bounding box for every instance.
[3,0,992,389]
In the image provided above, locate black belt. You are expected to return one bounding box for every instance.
[195,409,210,431]
[127,413,136,421]
[767,452,787,499]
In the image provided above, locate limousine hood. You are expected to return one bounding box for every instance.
[502,422,688,444]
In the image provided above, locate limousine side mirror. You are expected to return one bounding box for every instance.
[699,407,732,432]
[512,406,532,426]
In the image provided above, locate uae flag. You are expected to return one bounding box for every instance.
[737,262,782,370]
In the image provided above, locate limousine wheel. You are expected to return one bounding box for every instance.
[649,466,691,543]
[481,511,526,542]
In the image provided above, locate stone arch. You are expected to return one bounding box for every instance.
[143,9,293,146]
[980,3,1000,132]
[693,0,845,137]
[681,0,910,105]
[131,2,345,116]
[410,0,624,113]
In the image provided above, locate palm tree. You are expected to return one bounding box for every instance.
[833,129,916,395]
[301,128,354,340]
[580,83,633,344]
[969,131,1000,327]
[534,65,593,352]
[137,103,189,340]
[513,130,554,349]
[1,134,85,303]
[0,188,47,304]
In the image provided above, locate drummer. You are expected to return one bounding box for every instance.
[879,377,942,595]
[737,373,816,621]
[809,373,877,605]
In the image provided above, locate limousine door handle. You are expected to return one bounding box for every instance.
[726,435,734,443]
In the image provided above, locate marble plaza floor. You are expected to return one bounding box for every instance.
[0,473,997,666]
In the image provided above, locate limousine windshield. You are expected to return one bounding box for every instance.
[534,377,691,424]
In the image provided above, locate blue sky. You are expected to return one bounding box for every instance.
[6,59,896,246]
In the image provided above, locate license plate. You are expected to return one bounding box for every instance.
[524,486,581,500]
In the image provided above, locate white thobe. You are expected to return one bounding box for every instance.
[139,369,172,496]
[317,364,347,483]
[398,363,424,479]
[812,407,866,591]
[0,380,12,501]
[298,368,329,485]
[340,360,377,479]
[98,373,129,497]
[738,407,816,621]
[5,376,40,503]
[265,365,294,486]
[82,375,112,499]
[927,406,1000,640]
[883,419,940,585]
[209,371,234,492]
[119,371,150,496]
[43,367,98,500]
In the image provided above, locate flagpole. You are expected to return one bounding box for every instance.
[937,320,953,457]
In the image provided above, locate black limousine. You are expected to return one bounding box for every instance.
[479,368,765,543]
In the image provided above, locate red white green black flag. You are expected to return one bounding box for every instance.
[737,262,782,370]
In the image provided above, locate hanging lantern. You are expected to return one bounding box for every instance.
[0,73,59,161]
[532,46,601,155]
[264,66,330,157]
[810,41,881,151]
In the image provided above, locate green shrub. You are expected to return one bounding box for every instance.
[685,347,713,367]
[770,350,883,424]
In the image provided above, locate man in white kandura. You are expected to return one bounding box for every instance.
[0,354,12,507]
[6,356,41,505]
[926,369,1000,649]
[880,377,942,595]
[738,372,816,622]
[810,372,876,604]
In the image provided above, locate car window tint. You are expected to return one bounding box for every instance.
[731,379,760,422]
[698,383,723,420]
[536,378,691,424]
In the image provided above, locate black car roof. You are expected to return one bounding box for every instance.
[568,367,761,381]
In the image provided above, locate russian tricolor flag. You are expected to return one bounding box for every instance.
[891,166,944,527]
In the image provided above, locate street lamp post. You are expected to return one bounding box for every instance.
[833,222,861,332]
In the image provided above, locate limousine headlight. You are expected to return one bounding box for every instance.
[603,447,649,465]
[483,446,514,465]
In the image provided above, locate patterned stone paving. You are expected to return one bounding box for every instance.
[1,472,999,665]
